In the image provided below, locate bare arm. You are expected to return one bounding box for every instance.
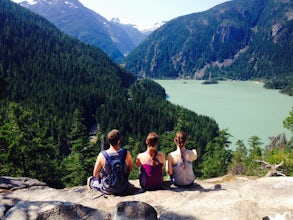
[166,154,173,176]
[136,154,142,168]
[125,150,133,171]
[158,151,166,167]
[93,153,104,177]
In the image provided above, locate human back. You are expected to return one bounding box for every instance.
[88,129,134,196]
[136,132,165,190]
[167,131,197,187]
[100,148,129,195]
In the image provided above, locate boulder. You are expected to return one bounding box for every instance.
[112,201,157,220]
[2,200,107,220]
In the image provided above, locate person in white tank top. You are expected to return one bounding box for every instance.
[166,131,197,187]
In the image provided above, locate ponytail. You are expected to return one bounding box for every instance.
[146,132,159,166]
[148,147,158,166]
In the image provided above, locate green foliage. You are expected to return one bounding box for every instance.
[173,110,189,133]
[228,107,293,177]
[229,140,248,175]
[125,138,141,180]
[264,146,293,176]
[283,107,293,133]
[0,102,63,187]
[228,131,293,177]
[264,77,293,96]
[246,136,263,175]
[200,129,233,178]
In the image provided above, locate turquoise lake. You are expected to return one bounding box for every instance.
[156,80,293,148]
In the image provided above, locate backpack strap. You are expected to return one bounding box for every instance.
[116,148,127,162]
[101,150,110,164]
[118,148,127,162]
[101,148,127,166]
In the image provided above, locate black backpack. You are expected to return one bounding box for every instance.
[101,148,128,194]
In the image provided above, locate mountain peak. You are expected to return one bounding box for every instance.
[111,17,121,23]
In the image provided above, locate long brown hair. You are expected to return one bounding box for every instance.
[174,131,187,169]
[146,132,159,165]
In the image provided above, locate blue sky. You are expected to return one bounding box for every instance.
[79,0,229,28]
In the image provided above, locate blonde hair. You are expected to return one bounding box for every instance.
[146,132,159,165]
[174,131,187,169]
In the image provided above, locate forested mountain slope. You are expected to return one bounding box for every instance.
[123,0,293,94]
[0,0,220,187]
[18,0,147,61]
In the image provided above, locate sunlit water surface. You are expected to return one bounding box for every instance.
[156,80,293,149]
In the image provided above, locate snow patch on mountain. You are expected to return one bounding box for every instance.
[138,21,167,33]
[13,0,37,5]
[64,1,78,9]
[110,17,166,34]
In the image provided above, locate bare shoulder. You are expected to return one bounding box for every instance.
[157,151,165,156]
[157,151,165,159]
[136,151,144,158]
[167,150,176,158]
[186,148,195,152]
[96,152,105,165]
[190,149,197,155]
[187,149,197,160]
[157,151,166,164]
[97,152,104,160]
[167,151,178,165]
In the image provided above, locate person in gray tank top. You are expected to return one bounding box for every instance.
[87,129,137,195]
[166,131,197,187]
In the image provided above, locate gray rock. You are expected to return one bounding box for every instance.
[1,176,293,220]
[37,202,106,220]
[0,204,12,219]
[2,201,106,220]
[0,176,47,191]
[112,201,157,220]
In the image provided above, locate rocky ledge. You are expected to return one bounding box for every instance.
[1,175,293,220]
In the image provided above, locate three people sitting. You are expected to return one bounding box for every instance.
[88,129,197,195]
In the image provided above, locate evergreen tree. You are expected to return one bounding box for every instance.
[174,110,189,133]
[0,102,62,187]
[200,129,232,178]
[61,108,96,186]
[246,136,263,175]
[229,140,248,175]
[283,107,293,134]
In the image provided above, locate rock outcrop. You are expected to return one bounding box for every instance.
[1,175,293,220]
